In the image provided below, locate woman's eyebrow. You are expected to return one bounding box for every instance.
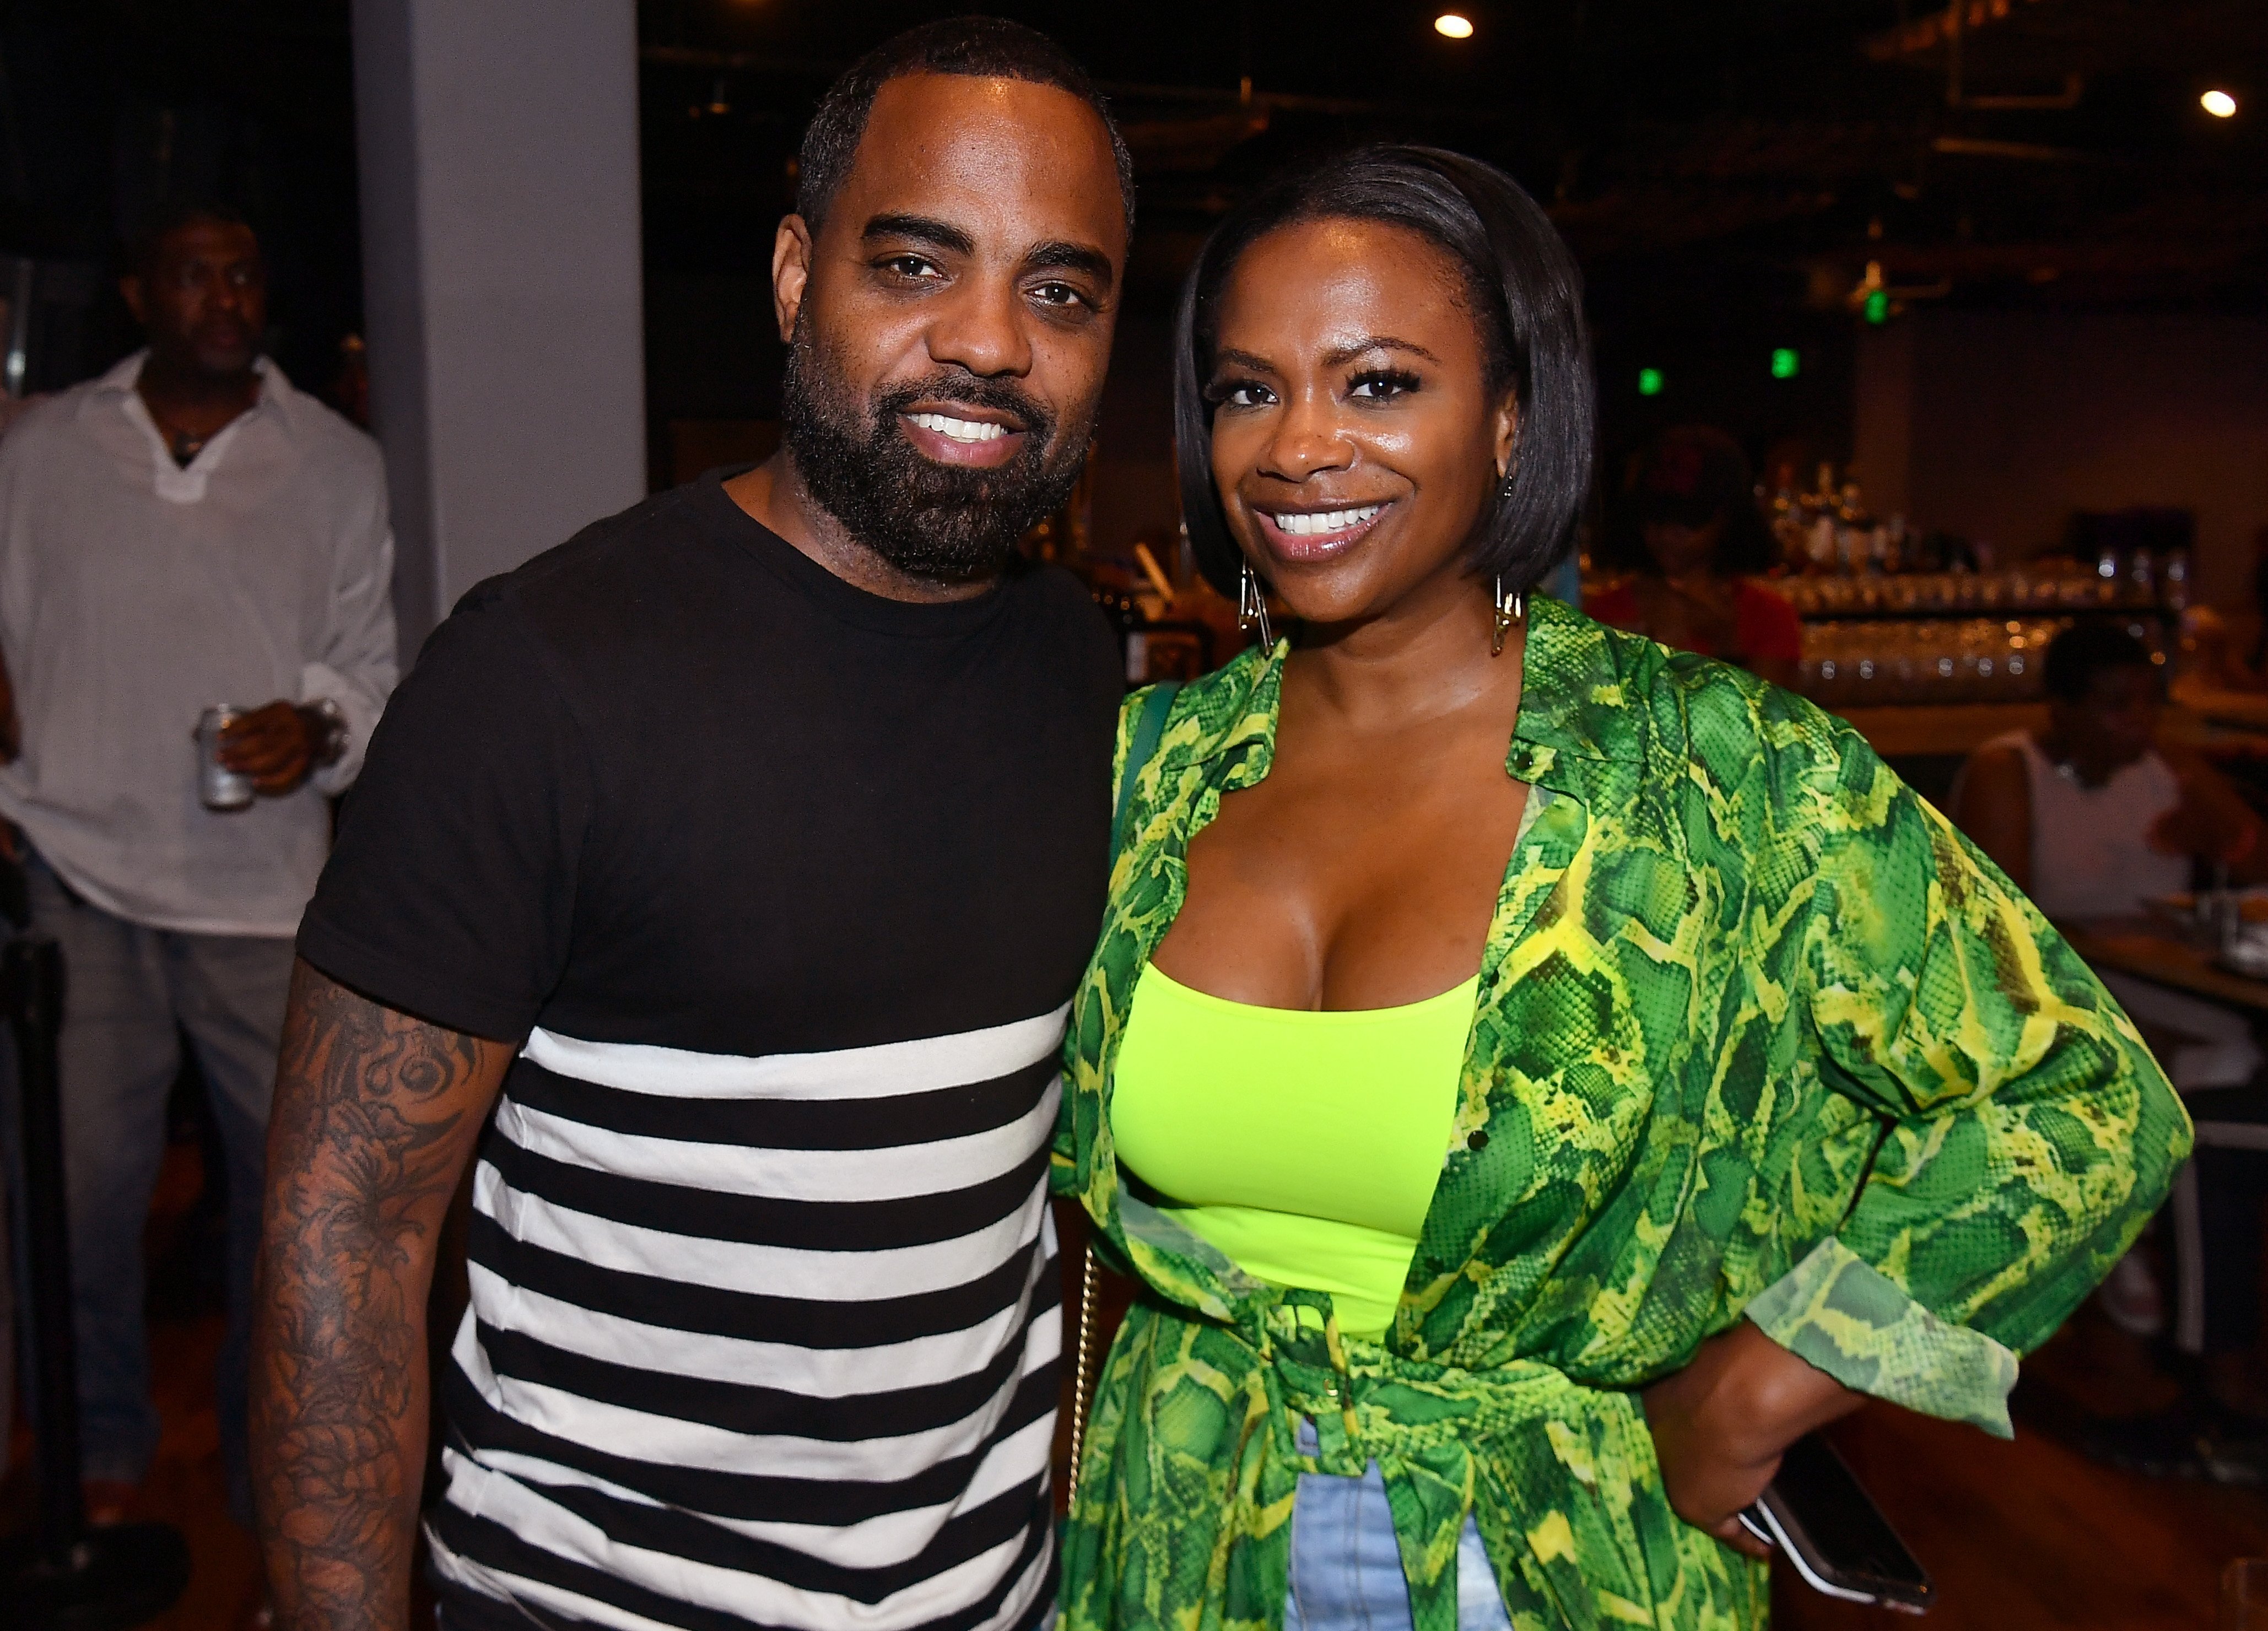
[1322,334,1441,366]
[1210,347,1279,375]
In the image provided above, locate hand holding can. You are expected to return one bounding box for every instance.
[196,706,255,811]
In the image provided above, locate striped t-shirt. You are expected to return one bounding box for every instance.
[299,473,1122,1631]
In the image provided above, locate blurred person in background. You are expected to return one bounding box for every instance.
[0,198,396,1527]
[1954,620,2268,1477]
[1584,424,1800,689]
[1953,621,2267,938]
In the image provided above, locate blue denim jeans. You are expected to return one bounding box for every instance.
[1286,1417,1513,1631]
[1,856,293,1515]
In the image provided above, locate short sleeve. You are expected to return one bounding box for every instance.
[296,582,592,1042]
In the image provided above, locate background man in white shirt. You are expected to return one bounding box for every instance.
[0,199,396,1525]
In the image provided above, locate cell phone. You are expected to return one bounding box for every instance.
[1736,1432,1932,1614]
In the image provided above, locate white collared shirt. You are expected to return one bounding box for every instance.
[0,351,397,934]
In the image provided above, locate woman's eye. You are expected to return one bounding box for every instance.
[1349,370,1420,400]
[1213,381,1276,409]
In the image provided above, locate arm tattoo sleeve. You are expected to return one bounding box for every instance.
[251,959,514,1631]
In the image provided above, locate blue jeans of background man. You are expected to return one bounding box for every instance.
[1286,1416,1514,1631]
[8,856,294,1517]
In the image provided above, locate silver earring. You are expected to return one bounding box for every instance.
[1492,576,1524,657]
[1238,562,1275,648]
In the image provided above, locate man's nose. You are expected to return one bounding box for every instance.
[925,277,1032,379]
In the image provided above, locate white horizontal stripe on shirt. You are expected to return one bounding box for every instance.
[456,1332,1039,1482]
[490,1078,1057,1204]
[436,1452,1044,1631]
[462,1255,1052,1400]
[453,1409,1055,1574]
[472,1161,1045,1303]
[520,1006,1070,1103]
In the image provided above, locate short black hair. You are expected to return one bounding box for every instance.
[796,17,1135,234]
[1172,144,1594,600]
[128,197,255,278]
[2044,620,2155,704]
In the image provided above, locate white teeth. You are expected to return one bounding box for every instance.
[909,412,1006,443]
[1272,505,1381,536]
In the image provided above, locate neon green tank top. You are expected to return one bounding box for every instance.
[1109,962,1477,1341]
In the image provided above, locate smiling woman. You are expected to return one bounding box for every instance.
[1053,144,2188,1631]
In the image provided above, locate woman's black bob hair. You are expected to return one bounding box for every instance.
[1173,144,1595,600]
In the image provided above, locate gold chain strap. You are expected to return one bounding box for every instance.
[1067,1243,1101,1504]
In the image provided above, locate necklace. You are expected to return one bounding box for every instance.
[141,388,254,469]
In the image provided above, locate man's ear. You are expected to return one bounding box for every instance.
[772,214,814,343]
[119,274,148,328]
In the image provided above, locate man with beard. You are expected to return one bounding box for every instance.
[249,19,1129,1631]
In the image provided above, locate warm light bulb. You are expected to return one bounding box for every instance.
[1435,13,1475,39]
[2202,89,2238,118]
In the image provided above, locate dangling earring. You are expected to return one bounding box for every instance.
[1491,576,1524,657]
[1238,561,1275,648]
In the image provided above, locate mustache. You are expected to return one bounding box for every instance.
[870,372,1056,446]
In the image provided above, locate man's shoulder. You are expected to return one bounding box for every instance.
[0,377,114,468]
[1002,559,1119,669]
[452,482,708,628]
[273,387,384,481]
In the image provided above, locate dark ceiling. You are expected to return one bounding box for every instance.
[638,0,2268,318]
[0,1,2256,404]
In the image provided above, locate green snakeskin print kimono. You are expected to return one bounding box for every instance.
[1052,594,2188,1631]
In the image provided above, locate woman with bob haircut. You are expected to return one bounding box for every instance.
[1052,143,2184,1631]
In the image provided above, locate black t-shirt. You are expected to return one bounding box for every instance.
[300,469,1119,1631]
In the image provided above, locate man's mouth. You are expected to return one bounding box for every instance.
[898,406,1029,468]
[1256,503,1389,560]
[907,411,1009,444]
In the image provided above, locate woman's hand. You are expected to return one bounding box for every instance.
[1641,1319,1863,1558]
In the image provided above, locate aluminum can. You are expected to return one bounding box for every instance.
[196,705,255,811]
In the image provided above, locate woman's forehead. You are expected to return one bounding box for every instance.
[1214,218,1476,352]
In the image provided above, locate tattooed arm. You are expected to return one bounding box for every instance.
[251,959,517,1631]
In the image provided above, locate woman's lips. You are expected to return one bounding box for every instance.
[1254,501,1390,561]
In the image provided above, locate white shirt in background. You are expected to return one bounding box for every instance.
[0,350,397,935]
[1965,727,2190,922]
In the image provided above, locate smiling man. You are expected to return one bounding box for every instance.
[250,19,1129,1631]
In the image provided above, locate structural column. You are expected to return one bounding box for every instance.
[351,0,647,652]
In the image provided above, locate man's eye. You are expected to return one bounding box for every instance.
[879,255,942,279]
[1031,282,1088,309]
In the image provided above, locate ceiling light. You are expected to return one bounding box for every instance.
[1435,14,1475,40]
[2201,89,2238,118]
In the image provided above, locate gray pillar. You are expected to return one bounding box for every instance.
[352,0,646,655]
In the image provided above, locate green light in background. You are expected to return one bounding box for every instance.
[1637,368,1664,397]
[1770,347,1800,379]
[1864,290,1890,325]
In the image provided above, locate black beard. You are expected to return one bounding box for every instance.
[779,320,1093,584]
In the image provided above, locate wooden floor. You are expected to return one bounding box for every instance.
[1779,1399,2268,1629]
[8,1166,2267,1627]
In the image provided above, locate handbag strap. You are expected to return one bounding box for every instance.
[1069,680,1179,1505]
